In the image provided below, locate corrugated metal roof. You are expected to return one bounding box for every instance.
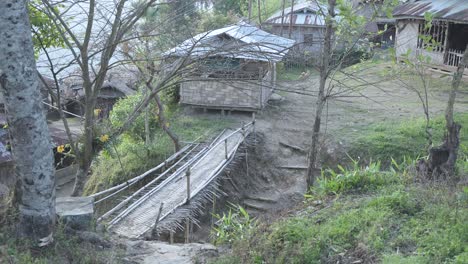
[164,21,296,62]
[393,0,468,22]
[264,2,328,26]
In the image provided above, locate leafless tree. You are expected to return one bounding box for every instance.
[39,0,159,196]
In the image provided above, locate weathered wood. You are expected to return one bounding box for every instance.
[109,124,253,238]
[185,218,190,243]
[151,202,164,239]
[279,141,306,153]
[186,167,191,204]
[278,165,308,170]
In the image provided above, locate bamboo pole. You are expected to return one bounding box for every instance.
[224,138,228,159]
[91,144,193,198]
[186,167,191,204]
[151,202,164,239]
[185,167,191,243]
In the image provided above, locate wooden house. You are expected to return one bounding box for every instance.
[263,1,395,59]
[61,68,138,117]
[393,0,468,71]
[263,1,327,56]
[165,22,295,111]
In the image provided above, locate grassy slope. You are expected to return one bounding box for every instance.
[211,113,468,264]
[348,113,468,166]
[84,111,233,195]
[212,164,468,264]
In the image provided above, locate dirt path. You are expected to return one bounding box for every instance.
[188,63,468,218]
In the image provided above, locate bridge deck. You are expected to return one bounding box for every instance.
[109,129,246,238]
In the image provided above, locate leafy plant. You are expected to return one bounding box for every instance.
[211,204,257,246]
[315,159,402,196]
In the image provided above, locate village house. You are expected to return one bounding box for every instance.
[263,1,327,56]
[393,0,468,71]
[165,21,295,112]
[263,0,395,58]
[61,67,138,118]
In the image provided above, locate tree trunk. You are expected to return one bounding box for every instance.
[0,0,56,242]
[443,44,468,174]
[257,0,262,28]
[306,0,336,187]
[154,94,181,152]
[288,0,295,39]
[420,44,468,178]
[72,95,95,196]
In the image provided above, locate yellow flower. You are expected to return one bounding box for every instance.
[94,109,102,117]
[99,134,109,143]
[57,145,65,153]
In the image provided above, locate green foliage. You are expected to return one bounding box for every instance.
[28,1,65,56]
[213,0,249,16]
[348,113,468,165]
[198,12,239,32]
[315,160,402,196]
[212,180,468,264]
[109,92,158,141]
[211,204,257,246]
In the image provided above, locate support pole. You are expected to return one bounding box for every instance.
[185,167,191,243]
[151,203,164,239]
[186,167,191,204]
[225,138,228,160]
[185,218,190,243]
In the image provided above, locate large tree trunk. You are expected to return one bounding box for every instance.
[0,0,56,242]
[306,0,336,187]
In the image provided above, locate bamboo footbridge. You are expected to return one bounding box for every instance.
[88,121,254,238]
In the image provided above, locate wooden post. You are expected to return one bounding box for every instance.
[170,231,174,244]
[289,0,295,39]
[211,195,216,228]
[151,203,164,239]
[224,138,228,159]
[185,218,190,243]
[241,121,246,138]
[185,167,191,243]
[252,112,256,136]
[186,167,191,203]
[259,67,264,108]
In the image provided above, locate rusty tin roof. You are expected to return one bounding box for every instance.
[393,0,468,23]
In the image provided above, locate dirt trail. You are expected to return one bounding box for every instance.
[193,65,468,218]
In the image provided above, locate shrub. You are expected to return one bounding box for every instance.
[315,160,402,195]
[211,204,257,246]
